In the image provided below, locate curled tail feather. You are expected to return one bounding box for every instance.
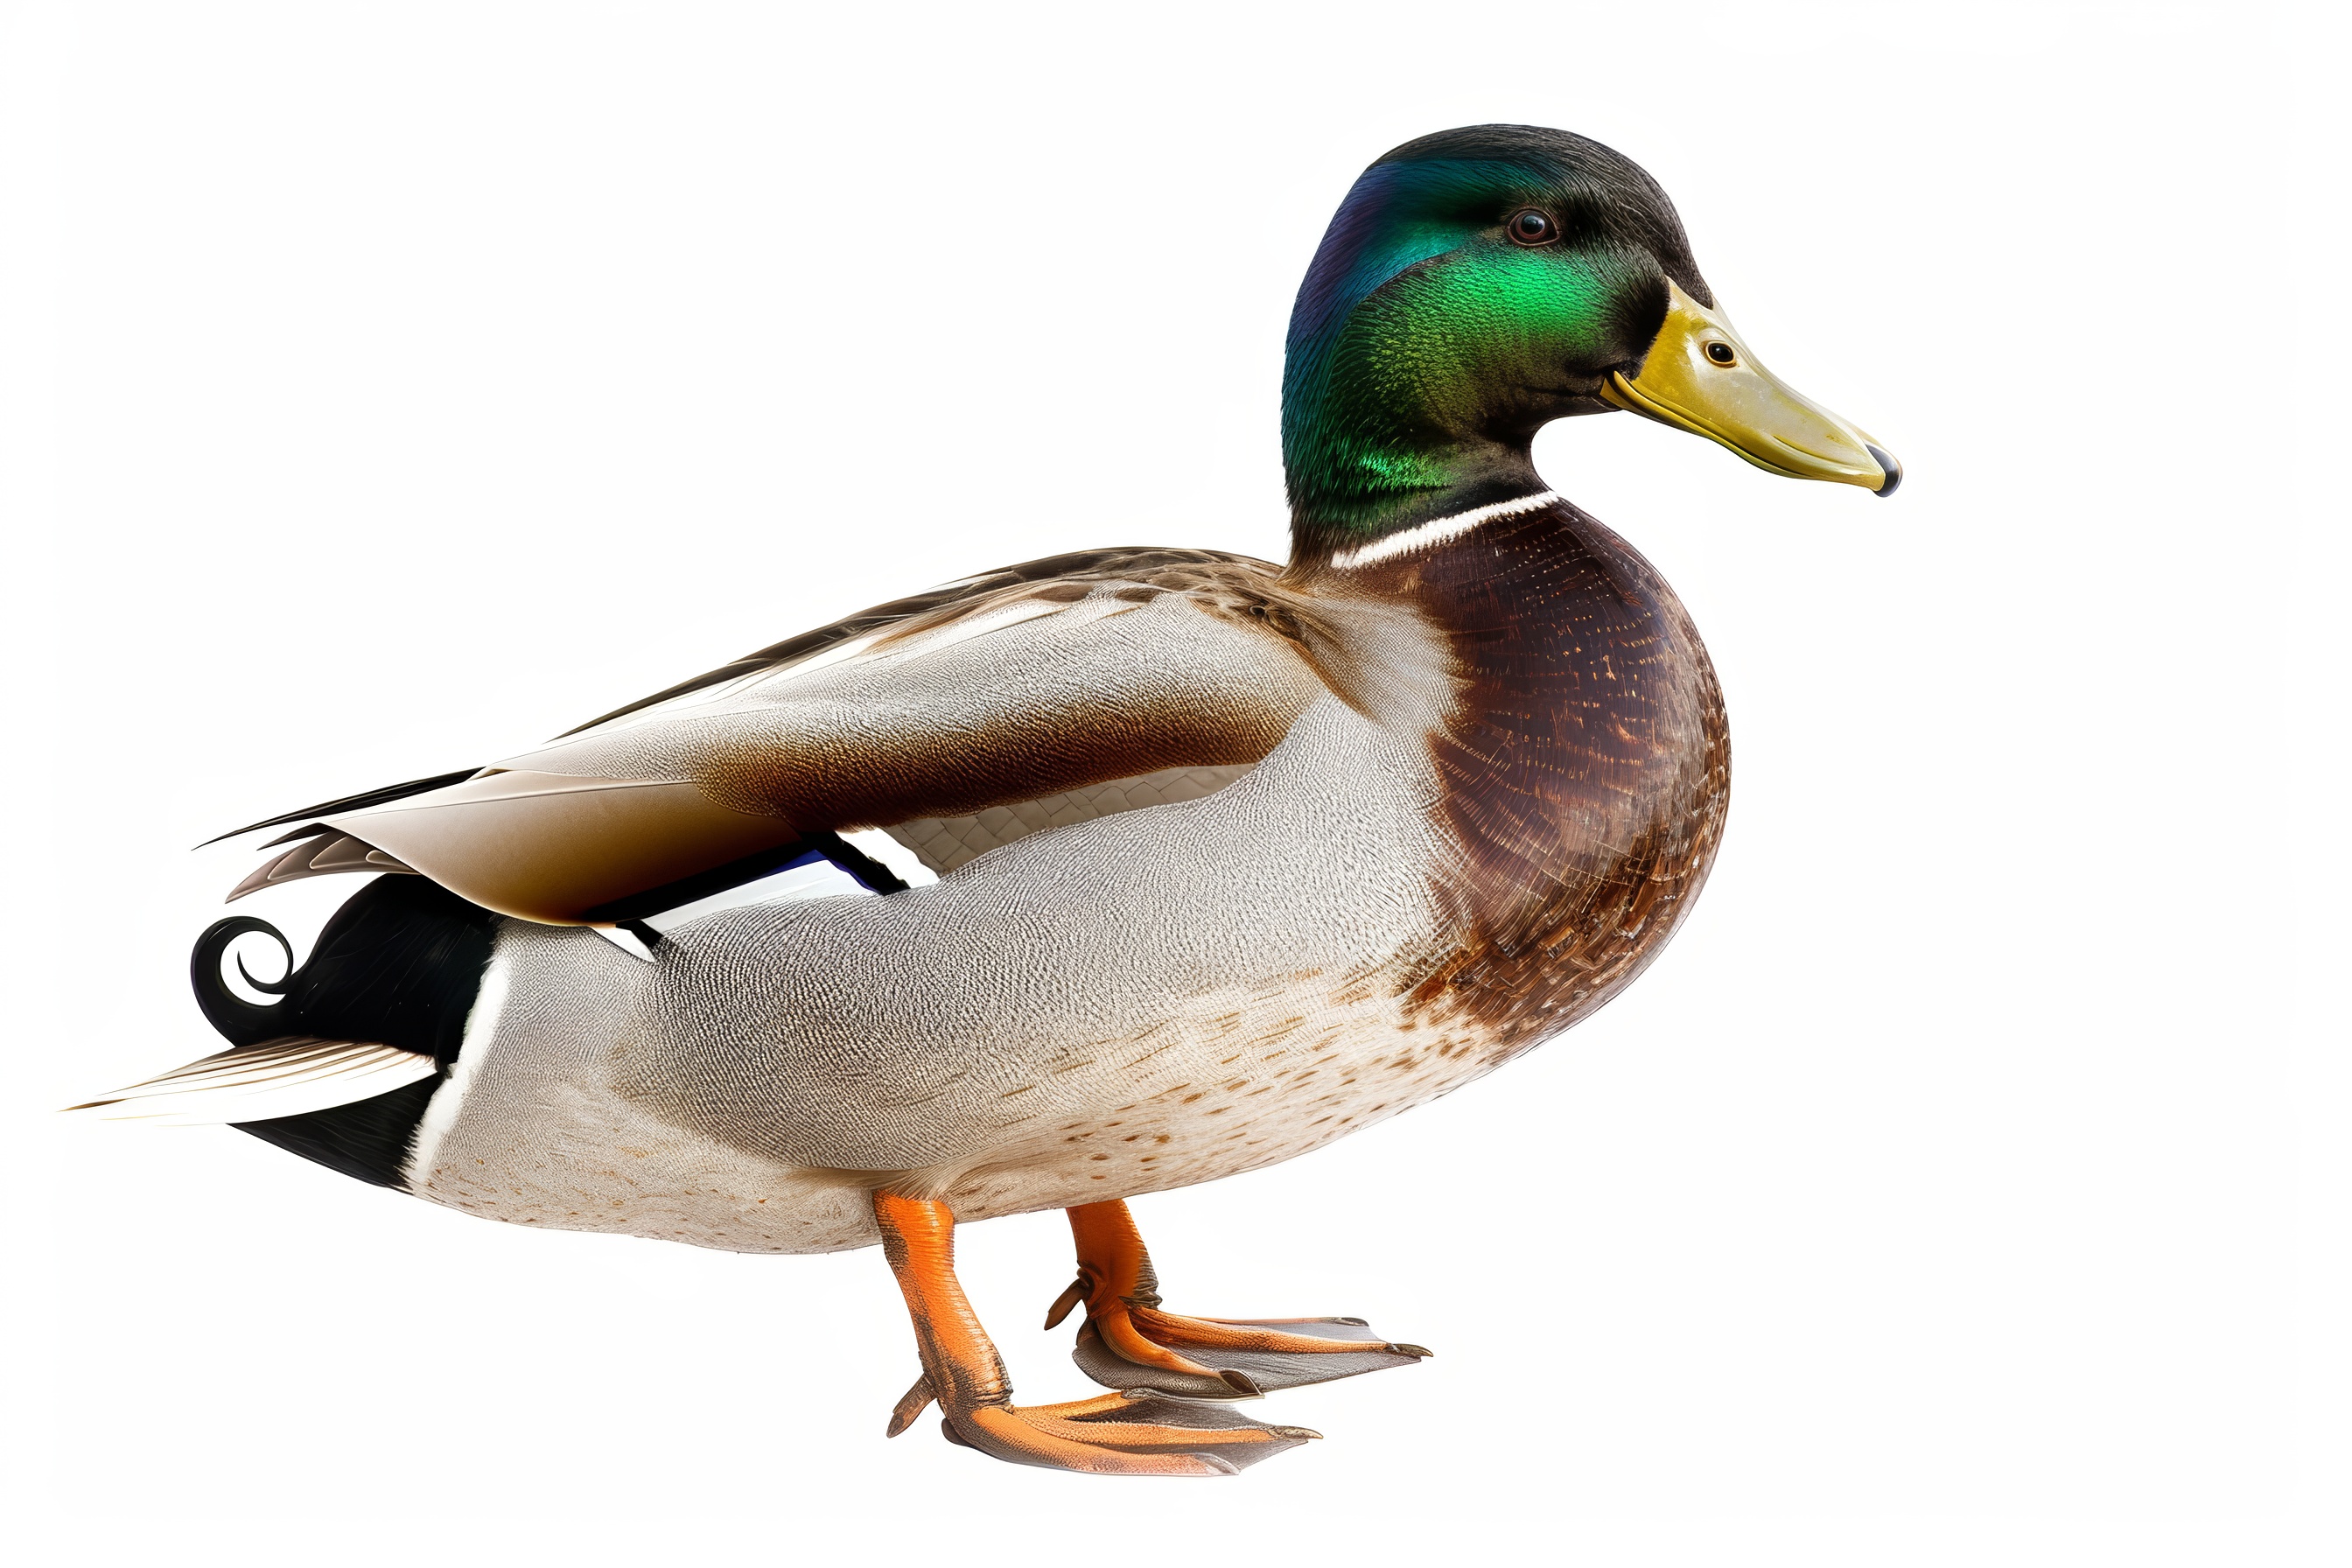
[70,876,501,1189]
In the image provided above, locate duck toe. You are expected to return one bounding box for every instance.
[1072,1306,1432,1399]
[937,1389,1319,1475]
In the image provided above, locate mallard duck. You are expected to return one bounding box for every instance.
[74,124,1896,1476]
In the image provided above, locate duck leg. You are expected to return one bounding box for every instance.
[1049,1200,1432,1400]
[871,1191,1318,1475]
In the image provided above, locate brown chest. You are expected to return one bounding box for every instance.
[1372,502,1732,1058]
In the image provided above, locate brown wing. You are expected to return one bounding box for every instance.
[230,549,1327,924]
[554,546,1263,737]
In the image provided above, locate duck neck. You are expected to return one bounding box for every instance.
[1284,422,1549,565]
[1280,303,1551,564]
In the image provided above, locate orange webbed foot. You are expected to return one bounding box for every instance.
[933,1388,1318,1474]
[872,1194,1320,1477]
[1054,1201,1433,1400]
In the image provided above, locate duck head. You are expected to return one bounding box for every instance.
[1284,124,1899,560]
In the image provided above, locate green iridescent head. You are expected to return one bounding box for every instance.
[1284,126,1897,559]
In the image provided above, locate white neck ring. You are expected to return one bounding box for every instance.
[1327,490,1560,569]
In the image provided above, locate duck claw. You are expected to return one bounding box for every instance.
[1043,1274,1089,1331]
[886,1372,936,1438]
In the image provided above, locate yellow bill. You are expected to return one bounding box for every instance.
[1603,282,1900,495]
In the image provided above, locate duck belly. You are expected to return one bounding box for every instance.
[402,927,882,1253]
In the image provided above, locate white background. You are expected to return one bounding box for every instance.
[4,2,2343,1563]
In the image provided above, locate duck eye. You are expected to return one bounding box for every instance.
[1704,341,1738,367]
[1505,209,1557,246]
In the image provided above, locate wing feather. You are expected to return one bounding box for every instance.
[222,549,1329,924]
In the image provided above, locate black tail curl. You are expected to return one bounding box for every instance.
[190,874,501,1188]
[188,917,296,1046]
[191,874,500,1062]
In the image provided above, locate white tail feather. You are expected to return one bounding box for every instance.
[65,1037,438,1126]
